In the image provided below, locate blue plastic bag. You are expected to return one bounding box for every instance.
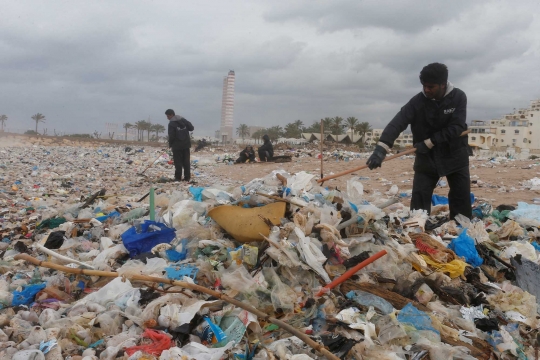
[431,194,449,205]
[95,211,120,222]
[432,193,475,206]
[121,220,176,258]
[397,303,439,335]
[166,239,188,262]
[12,283,47,306]
[346,290,394,314]
[189,187,204,202]
[448,229,483,267]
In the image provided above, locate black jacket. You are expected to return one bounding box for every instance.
[379,85,469,176]
[168,115,194,150]
[258,135,274,158]
[238,147,256,162]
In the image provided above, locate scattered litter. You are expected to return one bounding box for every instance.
[0,142,539,359]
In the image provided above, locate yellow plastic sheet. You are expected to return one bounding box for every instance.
[420,254,469,279]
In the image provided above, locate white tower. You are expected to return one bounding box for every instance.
[220,70,235,143]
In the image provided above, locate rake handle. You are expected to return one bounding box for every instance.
[317,130,470,183]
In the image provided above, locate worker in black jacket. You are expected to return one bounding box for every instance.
[236,145,256,163]
[258,134,274,161]
[366,63,471,219]
[166,109,195,182]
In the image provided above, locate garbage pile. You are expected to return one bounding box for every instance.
[2,146,540,359]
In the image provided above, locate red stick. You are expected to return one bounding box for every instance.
[316,250,388,297]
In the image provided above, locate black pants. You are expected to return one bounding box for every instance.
[172,148,191,180]
[258,150,271,161]
[411,166,471,219]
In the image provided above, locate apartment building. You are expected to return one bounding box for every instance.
[469,99,540,151]
[364,130,413,147]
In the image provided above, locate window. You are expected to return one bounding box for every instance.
[532,114,534,117]
[512,139,516,143]
[471,136,476,140]
[530,131,533,135]
[524,138,528,143]
[501,130,506,134]
[501,139,504,143]
[515,130,519,134]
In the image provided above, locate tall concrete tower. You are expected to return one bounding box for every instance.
[220,70,235,143]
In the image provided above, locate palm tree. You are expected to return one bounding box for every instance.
[322,117,333,132]
[150,124,166,141]
[236,124,249,141]
[293,119,304,131]
[346,117,359,142]
[123,122,133,141]
[332,116,344,135]
[355,122,373,143]
[31,113,46,133]
[0,115,7,132]
[135,120,147,141]
[267,125,284,141]
[304,121,321,133]
[145,121,153,142]
[252,129,264,144]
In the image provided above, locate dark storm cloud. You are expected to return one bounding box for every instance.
[264,0,471,34]
[0,1,539,135]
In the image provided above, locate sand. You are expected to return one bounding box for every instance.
[204,154,540,207]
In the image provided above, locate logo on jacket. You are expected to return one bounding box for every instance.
[444,108,455,114]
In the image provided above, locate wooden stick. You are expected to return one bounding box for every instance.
[316,250,387,297]
[255,192,305,207]
[318,147,416,183]
[317,130,471,183]
[14,254,339,360]
[34,243,96,269]
[139,152,166,176]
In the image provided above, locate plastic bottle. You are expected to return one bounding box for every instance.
[346,290,394,315]
[122,208,146,222]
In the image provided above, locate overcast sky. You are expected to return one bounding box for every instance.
[1,0,539,136]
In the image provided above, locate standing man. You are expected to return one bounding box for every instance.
[166,109,194,182]
[366,63,471,219]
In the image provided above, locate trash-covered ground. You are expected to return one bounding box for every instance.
[2,143,540,359]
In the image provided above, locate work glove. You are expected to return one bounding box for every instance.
[414,141,431,154]
[366,145,387,170]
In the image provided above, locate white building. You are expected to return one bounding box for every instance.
[364,129,413,147]
[469,99,540,152]
[220,70,235,144]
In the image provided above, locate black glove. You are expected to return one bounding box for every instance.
[414,141,431,154]
[366,145,387,170]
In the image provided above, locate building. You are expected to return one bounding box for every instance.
[220,70,235,144]
[469,99,540,152]
[364,130,413,147]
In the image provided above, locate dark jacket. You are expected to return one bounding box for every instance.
[168,115,194,149]
[258,135,274,158]
[379,84,468,176]
[237,147,256,162]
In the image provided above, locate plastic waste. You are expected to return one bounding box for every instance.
[346,290,394,315]
[12,283,47,306]
[125,329,172,356]
[447,229,483,267]
[397,303,441,343]
[121,220,176,257]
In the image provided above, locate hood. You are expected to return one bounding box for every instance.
[422,81,454,99]
[169,115,184,122]
[262,134,270,142]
